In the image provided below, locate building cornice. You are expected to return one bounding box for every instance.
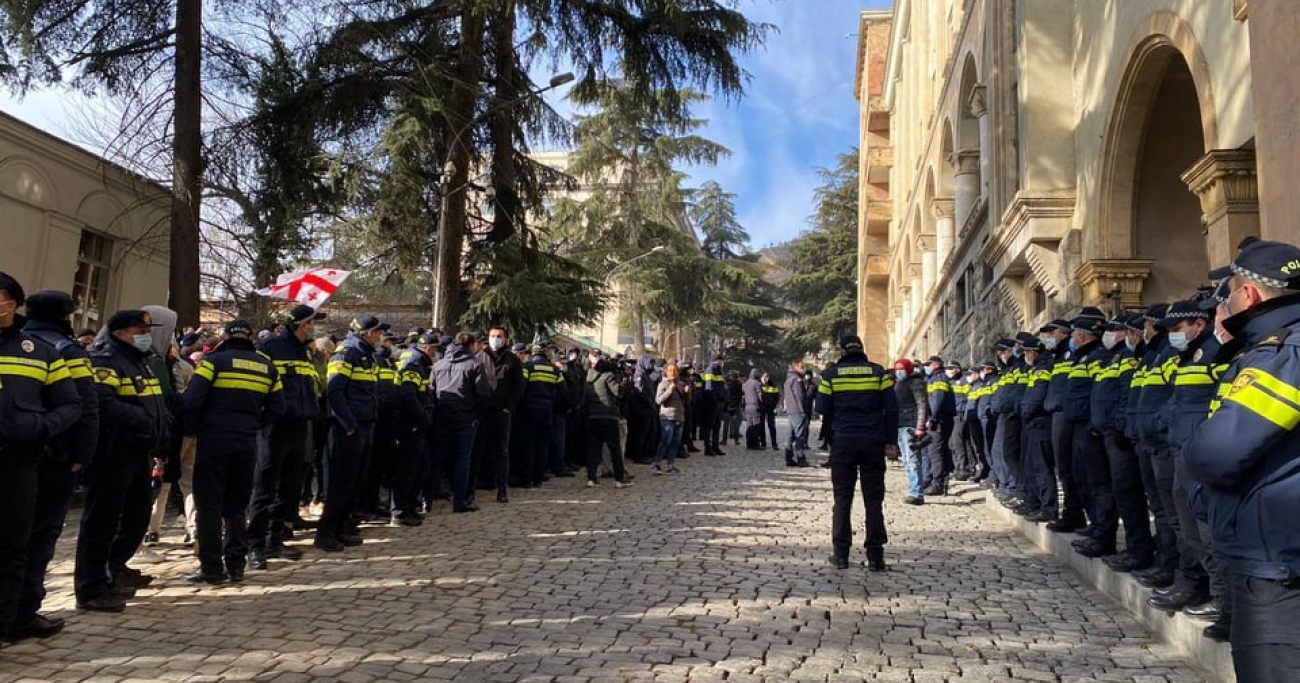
[0,112,171,201]
[881,0,910,110]
[855,9,895,101]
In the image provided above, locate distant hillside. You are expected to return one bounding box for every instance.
[756,242,793,286]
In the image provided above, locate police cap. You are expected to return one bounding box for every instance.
[1077,306,1107,321]
[1142,303,1169,324]
[1020,336,1044,351]
[1103,317,1129,331]
[181,332,202,347]
[1039,318,1071,333]
[1207,237,1300,289]
[288,304,326,326]
[839,335,864,352]
[945,360,963,370]
[1125,315,1146,332]
[511,342,528,354]
[439,335,454,348]
[926,355,944,366]
[1070,317,1103,335]
[1159,299,1213,328]
[24,290,75,322]
[0,271,25,306]
[1013,332,1038,346]
[225,319,255,338]
[350,314,382,333]
[1198,279,1230,311]
[107,309,162,332]
[993,338,1016,351]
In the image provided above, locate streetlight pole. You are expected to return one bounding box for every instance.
[598,246,664,354]
[431,72,576,329]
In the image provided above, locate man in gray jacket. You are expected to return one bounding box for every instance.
[742,369,764,450]
[432,333,492,513]
[784,360,811,467]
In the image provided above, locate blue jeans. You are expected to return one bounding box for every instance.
[654,420,683,467]
[435,420,478,508]
[788,413,809,458]
[899,427,929,498]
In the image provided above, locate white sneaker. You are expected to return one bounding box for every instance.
[134,547,165,564]
[614,481,633,489]
[586,480,597,488]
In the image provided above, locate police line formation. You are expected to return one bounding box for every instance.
[0,238,1297,681]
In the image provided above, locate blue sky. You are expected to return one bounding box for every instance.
[0,0,891,249]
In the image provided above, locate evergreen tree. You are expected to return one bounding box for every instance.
[692,181,749,260]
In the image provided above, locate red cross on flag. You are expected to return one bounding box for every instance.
[255,268,351,306]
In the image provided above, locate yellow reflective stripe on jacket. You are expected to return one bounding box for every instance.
[1173,367,1216,386]
[327,360,353,379]
[761,386,780,394]
[1051,361,1073,376]
[926,381,951,394]
[0,357,50,382]
[65,357,92,379]
[954,384,970,396]
[273,359,319,377]
[195,360,216,381]
[117,377,163,397]
[1219,367,1300,428]
[701,373,724,382]
[350,366,377,382]
[1026,369,1051,387]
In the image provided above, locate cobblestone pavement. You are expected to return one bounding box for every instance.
[4,430,1207,682]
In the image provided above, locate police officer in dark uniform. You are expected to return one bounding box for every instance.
[13,291,98,640]
[759,372,780,450]
[391,334,436,524]
[1041,317,1084,532]
[0,276,82,641]
[923,356,955,495]
[316,314,383,552]
[364,331,400,517]
[992,336,1029,506]
[75,310,167,612]
[819,335,898,571]
[1064,316,1118,560]
[1184,240,1300,679]
[182,320,284,584]
[521,344,563,489]
[1017,335,1056,522]
[701,356,727,455]
[949,361,973,480]
[248,305,325,570]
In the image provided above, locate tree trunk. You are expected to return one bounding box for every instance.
[433,4,485,329]
[487,3,519,245]
[169,0,203,327]
[630,297,646,357]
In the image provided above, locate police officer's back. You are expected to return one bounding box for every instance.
[818,335,899,571]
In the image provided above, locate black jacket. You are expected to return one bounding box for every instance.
[23,318,99,465]
[91,335,169,460]
[184,337,285,441]
[816,352,898,441]
[396,348,434,430]
[477,347,524,412]
[893,374,928,431]
[584,367,623,422]
[258,330,320,420]
[521,354,563,415]
[1,317,82,461]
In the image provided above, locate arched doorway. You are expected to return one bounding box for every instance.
[1132,54,1208,304]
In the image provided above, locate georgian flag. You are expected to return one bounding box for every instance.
[255,268,351,306]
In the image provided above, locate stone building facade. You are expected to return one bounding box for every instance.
[855,0,1287,364]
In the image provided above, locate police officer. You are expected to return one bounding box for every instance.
[1184,239,1300,680]
[364,330,399,518]
[968,361,996,483]
[183,320,284,584]
[391,334,436,524]
[521,344,563,489]
[10,291,98,640]
[1017,335,1057,522]
[949,361,973,481]
[75,309,167,612]
[315,314,382,552]
[1065,315,1118,559]
[991,337,1028,505]
[0,277,82,641]
[923,356,955,495]
[759,371,780,450]
[1041,318,1085,532]
[701,356,727,455]
[819,336,898,571]
[248,305,325,570]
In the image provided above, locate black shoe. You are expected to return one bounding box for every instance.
[1147,590,1210,613]
[1074,524,1095,537]
[866,550,888,572]
[453,505,479,513]
[903,496,924,506]
[785,461,798,467]
[340,533,363,546]
[248,550,268,570]
[114,568,154,589]
[314,535,345,552]
[554,470,576,478]
[1103,554,1152,574]
[9,614,65,640]
[142,531,160,546]
[922,486,940,496]
[686,445,701,453]
[183,571,226,585]
[268,544,303,561]
[828,555,849,570]
[1203,617,1230,642]
[818,460,831,469]
[77,596,126,613]
[1133,569,1175,589]
[109,583,137,599]
[1024,510,1057,524]
[1046,518,1085,533]
[1071,539,1116,558]
[496,490,509,504]
[1152,585,1180,598]
[227,568,244,584]
[1183,599,1224,621]
[771,446,780,451]
[796,459,810,468]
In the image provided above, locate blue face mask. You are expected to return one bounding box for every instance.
[1012,348,1022,359]
[923,366,933,377]
[133,334,154,353]
[894,370,907,381]
[1067,338,1078,353]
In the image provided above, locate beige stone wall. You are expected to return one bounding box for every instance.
[858,0,1262,365]
[0,113,170,326]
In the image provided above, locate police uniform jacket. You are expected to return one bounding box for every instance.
[521,354,563,416]
[975,373,998,421]
[92,334,168,459]
[1064,340,1105,425]
[24,318,98,465]
[703,362,726,400]
[783,370,807,416]
[326,334,379,433]
[396,349,433,430]
[1121,341,1148,441]
[374,347,400,415]
[1163,333,1224,448]
[1018,354,1054,420]
[926,373,956,418]
[760,379,780,413]
[1,316,81,460]
[1133,334,1179,450]
[1185,295,1300,580]
[1090,345,1137,435]
[953,376,970,414]
[816,352,898,441]
[992,358,1028,416]
[258,330,320,421]
[183,337,284,441]
[1043,346,1072,414]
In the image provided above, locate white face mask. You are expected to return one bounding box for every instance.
[1168,331,1189,352]
[1101,331,1119,350]
[1040,335,1058,351]
[489,337,506,351]
[945,369,960,379]
[1125,336,1138,351]
[1214,329,1229,345]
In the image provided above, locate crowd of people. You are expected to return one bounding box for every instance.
[0,270,805,647]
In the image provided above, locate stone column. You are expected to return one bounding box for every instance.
[1181,149,1260,267]
[969,84,991,197]
[931,198,956,267]
[1243,0,1300,244]
[920,239,937,300]
[953,150,981,233]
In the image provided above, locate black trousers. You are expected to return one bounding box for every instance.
[626,411,654,462]
[950,413,972,478]
[830,436,888,560]
[319,422,372,540]
[391,425,426,519]
[476,410,512,492]
[520,409,553,486]
[1103,432,1153,562]
[74,452,151,602]
[1051,413,1085,523]
[247,418,308,551]
[1022,415,1058,515]
[18,458,76,624]
[585,419,626,483]
[0,454,38,635]
[194,437,257,575]
[1231,574,1300,683]
[700,395,722,450]
[762,411,777,448]
[995,412,1021,494]
[1140,443,1179,575]
[1074,426,1117,549]
[1166,449,1210,593]
[927,414,954,488]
